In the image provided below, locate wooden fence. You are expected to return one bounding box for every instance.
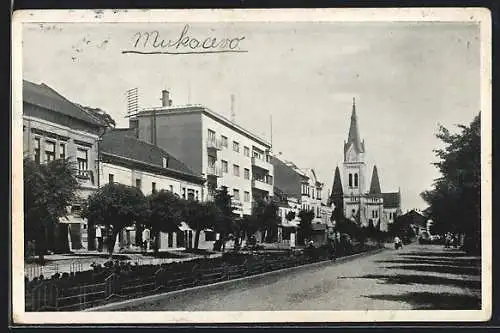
[25,253,326,312]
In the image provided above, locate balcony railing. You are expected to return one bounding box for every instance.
[206,137,222,150]
[251,156,272,170]
[252,178,273,193]
[76,170,95,185]
[206,165,222,177]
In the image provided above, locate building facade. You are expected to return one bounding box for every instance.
[22,80,107,250]
[99,129,217,251]
[329,99,402,232]
[128,90,274,217]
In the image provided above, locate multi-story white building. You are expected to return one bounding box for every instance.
[22,80,107,250]
[128,90,274,217]
[99,128,216,250]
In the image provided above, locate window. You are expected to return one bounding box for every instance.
[205,230,216,241]
[221,160,228,173]
[195,190,199,201]
[244,168,250,180]
[45,141,56,162]
[244,146,250,157]
[349,173,353,187]
[168,232,173,247]
[59,143,66,159]
[182,187,186,199]
[221,135,228,148]
[233,164,240,177]
[244,191,250,202]
[354,173,359,187]
[233,141,239,152]
[152,182,157,193]
[108,174,114,183]
[208,129,216,141]
[135,178,142,189]
[233,189,240,201]
[187,189,195,200]
[169,185,174,192]
[312,188,315,199]
[34,137,41,164]
[162,157,168,168]
[77,148,88,173]
[208,155,216,167]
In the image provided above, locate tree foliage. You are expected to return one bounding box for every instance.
[298,209,315,242]
[82,183,148,256]
[285,211,296,222]
[213,187,234,240]
[182,199,220,249]
[420,113,481,253]
[24,157,79,258]
[251,198,280,242]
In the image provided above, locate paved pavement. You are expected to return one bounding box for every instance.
[105,243,481,311]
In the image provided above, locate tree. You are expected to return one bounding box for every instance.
[182,200,220,249]
[82,183,148,257]
[79,105,116,128]
[24,157,79,263]
[213,187,234,248]
[421,113,481,254]
[146,190,184,254]
[285,211,296,222]
[298,209,315,244]
[251,198,280,242]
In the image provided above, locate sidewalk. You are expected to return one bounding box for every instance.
[24,249,223,280]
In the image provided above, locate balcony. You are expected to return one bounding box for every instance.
[251,156,272,171]
[206,165,222,177]
[231,200,243,212]
[76,170,95,187]
[252,178,273,193]
[206,137,222,151]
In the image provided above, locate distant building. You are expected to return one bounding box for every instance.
[22,80,107,250]
[127,90,274,217]
[328,99,402,231]
[99,129,215,251]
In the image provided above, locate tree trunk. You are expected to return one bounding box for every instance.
[154,230,160,255]
[107,231,118,259]
[194,230,201,250]
[87,224,96,251]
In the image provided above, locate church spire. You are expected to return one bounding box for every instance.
[369,165,381,195]
[328,166,344,206]
[345,97,364,154]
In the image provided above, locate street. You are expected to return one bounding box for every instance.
[103,243,481,311]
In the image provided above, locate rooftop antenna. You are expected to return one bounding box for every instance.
[230,94,235,122]
[125,87,139,118]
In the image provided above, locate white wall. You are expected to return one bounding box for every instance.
[100,162,204,197]
[201,114,273,216]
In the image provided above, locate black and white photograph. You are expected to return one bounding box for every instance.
[11,8,491,324]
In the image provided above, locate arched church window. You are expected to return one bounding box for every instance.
[349,174,353,187]
[354,174,359,187]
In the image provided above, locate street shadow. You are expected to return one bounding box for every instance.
[375,258,480,268]
[363,292,481,310]
[400,251,470,258]
[339,273,481,290]
[384,264,481,276]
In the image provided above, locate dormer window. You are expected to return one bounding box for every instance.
[162,157,168,168]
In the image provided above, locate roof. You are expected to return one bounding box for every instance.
[137,105,271,148]
[23,80,105,127]
[272,156,307,199]
[100,129,202,180]
[369,165,382,195]
[382,192,401,208]
[344,98,365,156]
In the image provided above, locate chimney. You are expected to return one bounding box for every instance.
[161,90,172,107]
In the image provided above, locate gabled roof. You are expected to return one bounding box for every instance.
[369,165,382,195]
[101,129,202,180]
[272,156,307,198]
[382,192,400,208]
[23,80,105,127]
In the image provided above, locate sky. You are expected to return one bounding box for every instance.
[22,21,481,211]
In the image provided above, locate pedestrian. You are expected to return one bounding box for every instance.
[329,238,337,262]
[96,226,103,252]
[394,236,402,249]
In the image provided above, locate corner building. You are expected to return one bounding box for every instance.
[129,91,274,217]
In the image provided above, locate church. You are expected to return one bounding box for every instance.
[328,99,402,232]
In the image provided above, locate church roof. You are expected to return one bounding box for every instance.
[344,98,365,156]
[382,192,401,208]
[328,166,343,205]
[369,165,382,195]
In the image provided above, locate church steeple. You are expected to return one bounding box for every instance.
[344,98,365,157]
[369,165,382,195]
